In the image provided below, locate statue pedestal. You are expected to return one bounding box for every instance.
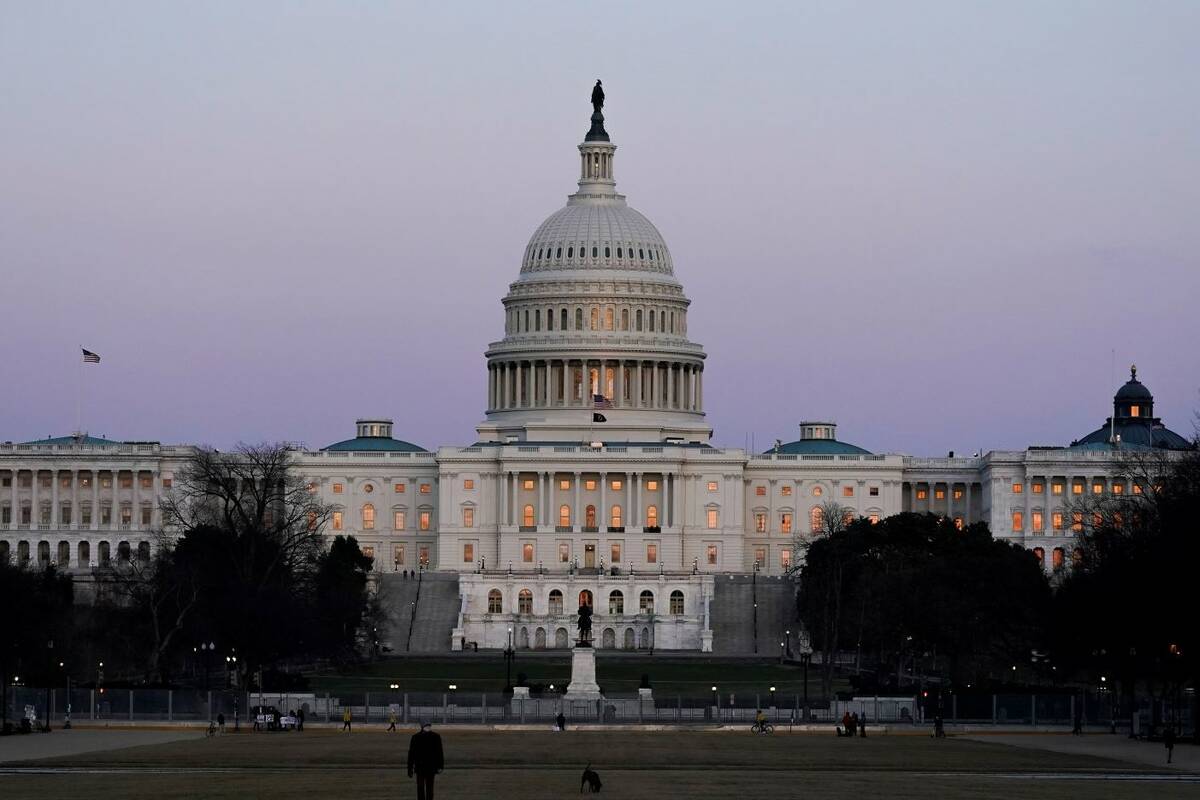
[564,645,602,701]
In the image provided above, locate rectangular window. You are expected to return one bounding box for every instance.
[60,475,72,488]
[101,505,111,525]
[559,542,570,563]
[870,514,881,525]
[780,513,792,534]
[869,487,879,497]
[394,511,406,530]
[754,547,766,568]
[141,506,152,526]
[394,483,405,493]
[463,479,474,490]
[393,546,405,566]
[463,543,474,563]
[646,480,658,491]
[842,486,854,497]
[1052,512,1064,531]
[755,486,766,497]
[418,546,429,566]
[119,474,132,489]
[585,480,596,491]
[611,479,622,491]
[1133,483,1143,495]
[462,507,474,528]
[1012,482,1023,494]
[610,542,621,563]
[1032,511,1044,533]
[560,479,571,490]
[522,479,534,490]
[100,475,112,489]
[780,549,791,570]
[916,489,927,500]
[754,513,767,533]
[333,483,344,494]
[1011,511,1023,532]
[522,542,534,562]
[953,516,963,530]
[416,483,431,495]
[419,511,431,530]
[1072,512,1084,532]
[706,508,719,529]
[1,506,10,524]
[161,477,172,489]
[139,474,152,489]
[706,544,717,565]
[953,488,963,499]
[1072,482,1083,495]
[1052,482,1064,495]
[81,506,92,526]
[1092,482,1104,495]
[61,505,72,525]
[1112,483,1124,495]
[1032,482,1044,494]
[332,511,343,530]
[361,546,374,561]
[707,481,718,492]
[646,543,657,564]
[934,488,945,500]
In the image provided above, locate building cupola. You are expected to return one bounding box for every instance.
[356,419,393,439]
[1113,364,1153,420]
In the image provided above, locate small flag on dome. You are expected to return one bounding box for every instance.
[82,348,101,364]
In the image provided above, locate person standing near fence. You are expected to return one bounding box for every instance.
[388,707,398,732]
[408,720,444,800]
[342,706,352,732]
[1164,725,1176,764]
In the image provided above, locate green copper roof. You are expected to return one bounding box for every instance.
[22,434,124,446]
[321,436,427,453]
[769,439,872,456]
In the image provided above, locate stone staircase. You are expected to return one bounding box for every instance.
[378,572,461,653]
[709,574,796,655]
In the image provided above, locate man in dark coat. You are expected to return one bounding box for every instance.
[407,721,444,800]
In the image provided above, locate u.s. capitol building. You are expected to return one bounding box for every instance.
[2,100,1191,653]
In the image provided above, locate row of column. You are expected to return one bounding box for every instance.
[488,359,703,413]
[4,468,159,532]
[497,471,680,530]
[907,481,975,523]
[581,148,612,181]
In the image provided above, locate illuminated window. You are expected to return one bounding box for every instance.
[670,590,685,614]
[1051,482,1063,495]
[522,543,534,563]
[418,546,429,566]
[463,479,474,490]
[1092,482,1104,495]
[361,546,374,562]
[841,486,854,498]
[488,589,502,613]
[611,542,621,563]
[1130,404,1140,417]
[394,483,405,493]
[332,511,343,531]
[560,479,571,490]
[590,307,599,330]
[1133,483,1143,495]
[394,545,405,566]
[706,544,717,565]
[706,508,718,529]
[100,475,112,489]
[559,505,571,527]
[362,504,375,530]
[934,488,945,500]
[1071,512,1083,532]
[780,549,792,570]
[1011,511,1024,532]
[646,505,659,527]
[813,486,824,497]
[1052,548,1064,570]
[523,479,534,490]
[462,507,474,528]
[419,511,431,531]
[119,473,132,489]
[363,484,374,494]
[1032,547,1044,565]
[1072,482,1083,495]
[842,511,854,526]
[1032,511,1044,533]
[394,510,406,530]
[463,543,474,563]
[1052,512,1063,531]
[781,485,792,496]
[518,589,533,613]
[780,513,792,534]
[333,483,344,494]
[522,504,535,526]
[1032,482,1044,494]
[755,486,766,497]
[870,514,881,525]
[610,505,623,527]
[585,480,596,491]
[707,481,718,492]
[549,589,564,613]
[609,590,624,613]
[870,487,880,497]
[610,479,622,491]
[306,482,318,494]
[420,484,431,494]
[1113,483,1124,495]
[604,307,613,330]
[916,489,927,500]
[1012,483,1023,494]
[953,488,963,499]
[646,543,658,564]
[754,548,766,568]
[810,506,823,532]
[755,513,767,533]
[647,480,659,491]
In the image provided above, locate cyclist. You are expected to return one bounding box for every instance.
[753,708,772,734]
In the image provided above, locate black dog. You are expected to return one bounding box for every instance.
[580,763,602,793]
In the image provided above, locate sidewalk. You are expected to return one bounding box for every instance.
[960,732,1200,772]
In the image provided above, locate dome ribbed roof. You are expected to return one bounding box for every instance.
[521,201,674,276]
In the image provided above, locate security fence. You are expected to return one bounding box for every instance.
[3,687,1191,733]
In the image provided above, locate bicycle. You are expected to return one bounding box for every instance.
[206,720,217,738]
[751,721,775,735]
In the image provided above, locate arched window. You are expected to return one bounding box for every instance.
[561,308,568,329]
[137,541,150,562]
[585,505,596,527]
[117,541,131,562]
[57,540,70,564]
[523,504,535,527]
[604,307,613,330]
[592,246,598,258]
[556,247,562,258]
[567,246,574,258]
[1032,547,1045,566]
[488,589,503,613]
[621,308,629,330]
[609,590,624,614]
[546,308,554,330]
[559,504,571,527]
[649,310,656,331]
[518,589,533,614]
[549,589,564,615]
[522,542,534,562]
[669,590,684,614]
[98,541,110,566]
[610,505,622,528]
[604,246,611,258]
[523,309,529,331]
[639,248,645,259]
[810,506,824,532]
[646,505,658,527]
[575,308,583,330]
[636,309,643,331]
[535,309,541,331]
[639,590,654,613]
[362,503,375,530]
[617,247,623,258]
[579,589,593,608]
[590,307,599,330]
[77,540,89,566]
[1052,547,1065,570]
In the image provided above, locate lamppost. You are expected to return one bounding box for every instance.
[779,639,786,665]
[752,562,759,654]
[798,634,813,721]
[44,639,53,732]
[503,627,515,693]
[199,641,215,690]
[59,660,71,729]
[785,629,792,659]
[711,685,719,722]
[769,685,776,708]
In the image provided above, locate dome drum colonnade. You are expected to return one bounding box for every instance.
[487,358,704,413]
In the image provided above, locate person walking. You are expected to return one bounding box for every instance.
[388,707,398,732]
[342,706,352,733]
[408,720,444,800]
[1164,725,1176,764]
[555,711,566,732]
[297,707,305,731]
[217,712,225,734]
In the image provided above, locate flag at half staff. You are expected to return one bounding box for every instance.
[82,348,101,364]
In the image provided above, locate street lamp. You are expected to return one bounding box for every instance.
[45,639,53,732]
[198,642,216,690]
[798,634,813,721]
[779,640,786,665]
[769,685,776,708]
[503,627,515,693]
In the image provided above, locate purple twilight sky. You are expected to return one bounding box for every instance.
[2,1,1198,455]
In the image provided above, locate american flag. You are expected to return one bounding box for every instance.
[592,394,613,409]
[81,348,101,364]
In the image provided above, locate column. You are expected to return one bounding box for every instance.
[545,471,553,525]
[965,483,972,523]
[526,361,535,408]
[560,360,569,407]
[600,472,607,529]
[946,482,955,522]
[573,472,581,528]
[515,362,524,408]
[649,363,658,409]
[91,471,99,532]
[537,472,545,527]
[499,472,508,528]
[132,468,140,530]
[631,473,639,527]
[633,362,642,408]
[50,470,60,527]
[614,360,624,407]
[697,369,703,410]
[31,469,39,530]
[510,472,518,526]
[10,472,18,529]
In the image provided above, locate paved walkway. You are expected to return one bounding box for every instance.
[0,730,196,764]
[961,732,1200,772]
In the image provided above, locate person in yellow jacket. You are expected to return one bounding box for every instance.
[387,708,398,732]
[342,706,352,732]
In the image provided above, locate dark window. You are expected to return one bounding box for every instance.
[556,247,562,258]
[639,248,644,259]
[604,246,611,258]
[617,247,623,258]
[561,309,568,329]
[592,246,598,258]
[567,246,574,258]
[537,248,542,259]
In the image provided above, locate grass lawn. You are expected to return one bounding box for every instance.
[308,654,845,697]
[4,729,1194,799]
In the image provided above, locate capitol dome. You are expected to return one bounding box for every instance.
[477,89,710,445]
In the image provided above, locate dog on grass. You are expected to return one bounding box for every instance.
[580,763,602,793]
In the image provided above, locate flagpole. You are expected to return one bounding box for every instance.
[76,344,83,437]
